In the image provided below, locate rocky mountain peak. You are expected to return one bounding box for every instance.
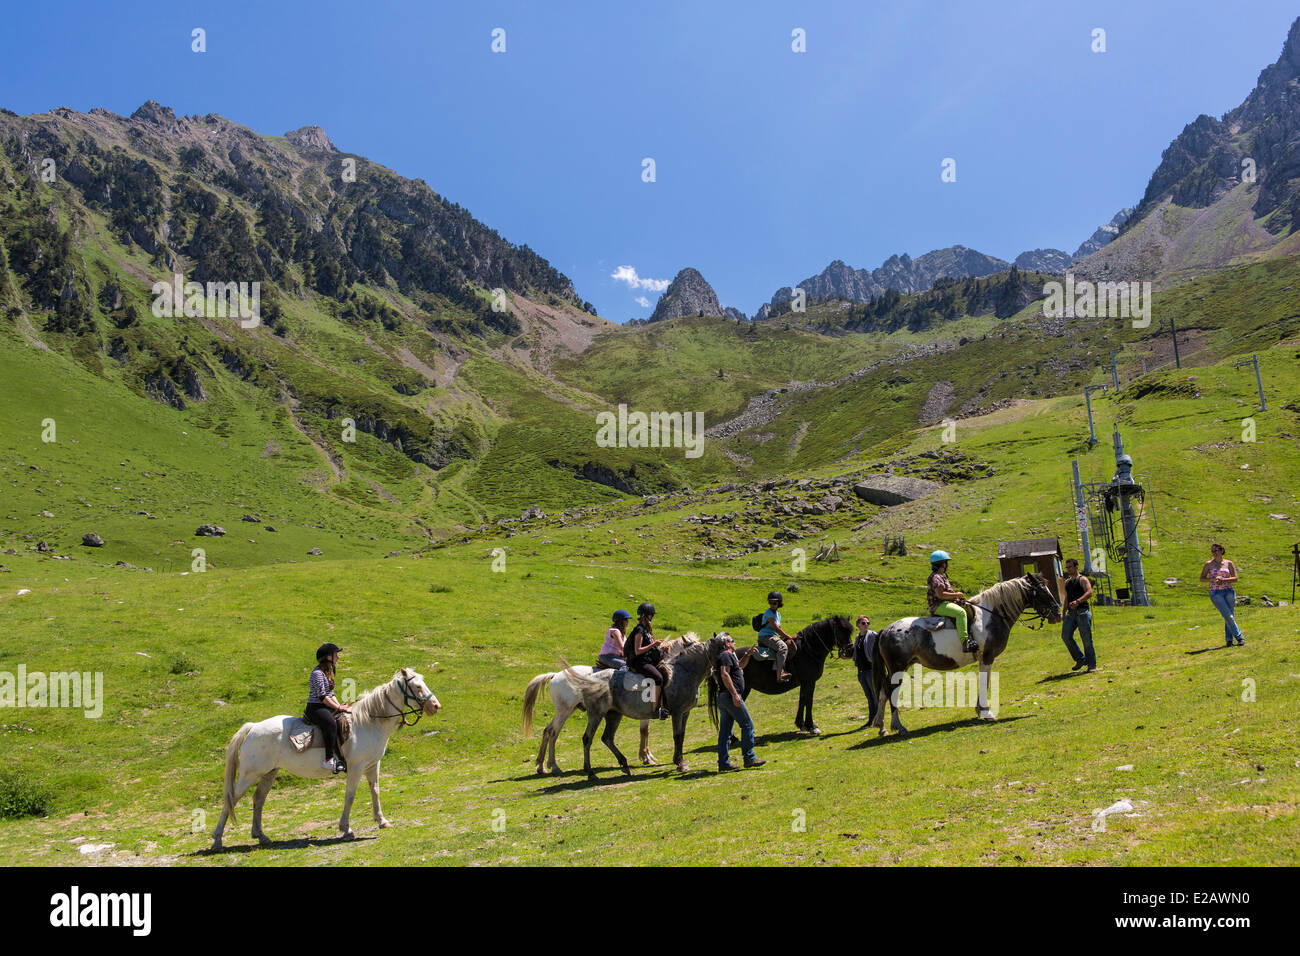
[649,267,725,322]
[285,125,337,153]
[130,100,178,129]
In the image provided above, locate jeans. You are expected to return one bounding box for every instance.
[757,634,788,671]
[856,668,879,723]
[1209,589,1244,643]
[596,654,626,670]
[717,695,756,765]
[1061,608,1096,668]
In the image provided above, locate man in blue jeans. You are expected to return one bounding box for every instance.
[715,633,765,771]
[1061,558,1097,672]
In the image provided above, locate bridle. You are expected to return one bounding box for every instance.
[970,580,1059,633]
[373,674,436,727]
[797,619,853,659]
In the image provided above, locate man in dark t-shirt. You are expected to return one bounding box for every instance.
[1061,558,1097,672]
[715,634,765,771]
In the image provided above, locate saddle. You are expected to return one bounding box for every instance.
[287,713,353,753]
[738,641,797,664]
[618,662,673,693]
[917,616,957,632]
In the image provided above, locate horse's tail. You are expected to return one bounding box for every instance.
[222,722,254,825]
[522,672,555,737]
[871,632,888,703]
[706,672,719,728]
[561,659,608,706]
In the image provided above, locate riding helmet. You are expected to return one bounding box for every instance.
[612,609,631,622]
[930,550,951,564]
[316,642,342,661]
[637,602,655,618]
[768,590,783,605]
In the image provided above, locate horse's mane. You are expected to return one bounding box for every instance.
[971,576,1031,612]
[795,616,846,642]
[346,670,404,725]
[658,632,701,662]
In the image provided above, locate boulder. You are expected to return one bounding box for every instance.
[82,532,104,547]
[195,524,226,537]
[852,475,942,506]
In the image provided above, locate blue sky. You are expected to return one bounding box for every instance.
[4,1,1297,320]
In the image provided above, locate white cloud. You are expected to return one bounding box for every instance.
[634,296,651,308]
[611,265,670,293]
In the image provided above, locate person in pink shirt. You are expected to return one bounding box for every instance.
[1200,543,1245,646]
[597,609,632,670]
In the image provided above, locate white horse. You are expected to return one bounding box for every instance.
[522,666,656,774]
[211,668,440,849]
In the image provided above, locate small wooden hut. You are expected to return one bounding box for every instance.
[997,537,1065,603]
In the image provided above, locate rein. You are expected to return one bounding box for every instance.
[795,620,851,660]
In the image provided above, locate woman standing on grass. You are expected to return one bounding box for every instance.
[1200,543,1245,647]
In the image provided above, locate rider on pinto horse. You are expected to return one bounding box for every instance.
[927,551,979,654]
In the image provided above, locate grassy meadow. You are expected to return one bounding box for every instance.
[1,326,1297,865]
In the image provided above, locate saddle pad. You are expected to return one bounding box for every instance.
[621,670,653,694]
[917,616,956,632]
[749,646,776,661]
[287,713,353,752]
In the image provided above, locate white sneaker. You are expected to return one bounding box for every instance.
[321,758,337,771]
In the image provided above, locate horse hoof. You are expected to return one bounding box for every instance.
[676,763,689,773]
[549,766,562,776]
[377,819,392,829]
[979,712,996,722]
[255,833,271,847]
[343,829,356,840]
[807,726,822,736]
[621,765,632,777]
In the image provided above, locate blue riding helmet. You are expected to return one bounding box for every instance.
[612,609,631,622]
[930,550,951,564]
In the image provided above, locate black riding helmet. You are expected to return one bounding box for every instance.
[637,602,655,618]
[768,591,783,606]
[316,642,342,661]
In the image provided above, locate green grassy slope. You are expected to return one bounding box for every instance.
[1,338,1296,865]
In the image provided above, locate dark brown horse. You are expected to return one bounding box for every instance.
[717,616,854,735]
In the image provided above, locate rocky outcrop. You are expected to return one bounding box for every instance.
[758,246,1011,318]
[852,475,942,505]
[1125,17,1300,235]
[1014,248,1072,273]
[649,268,728,322]
[1071,208,1132,259]
[285,125,337,153]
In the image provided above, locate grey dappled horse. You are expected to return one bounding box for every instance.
[562,632,726,777]
[870,574,1061,735]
